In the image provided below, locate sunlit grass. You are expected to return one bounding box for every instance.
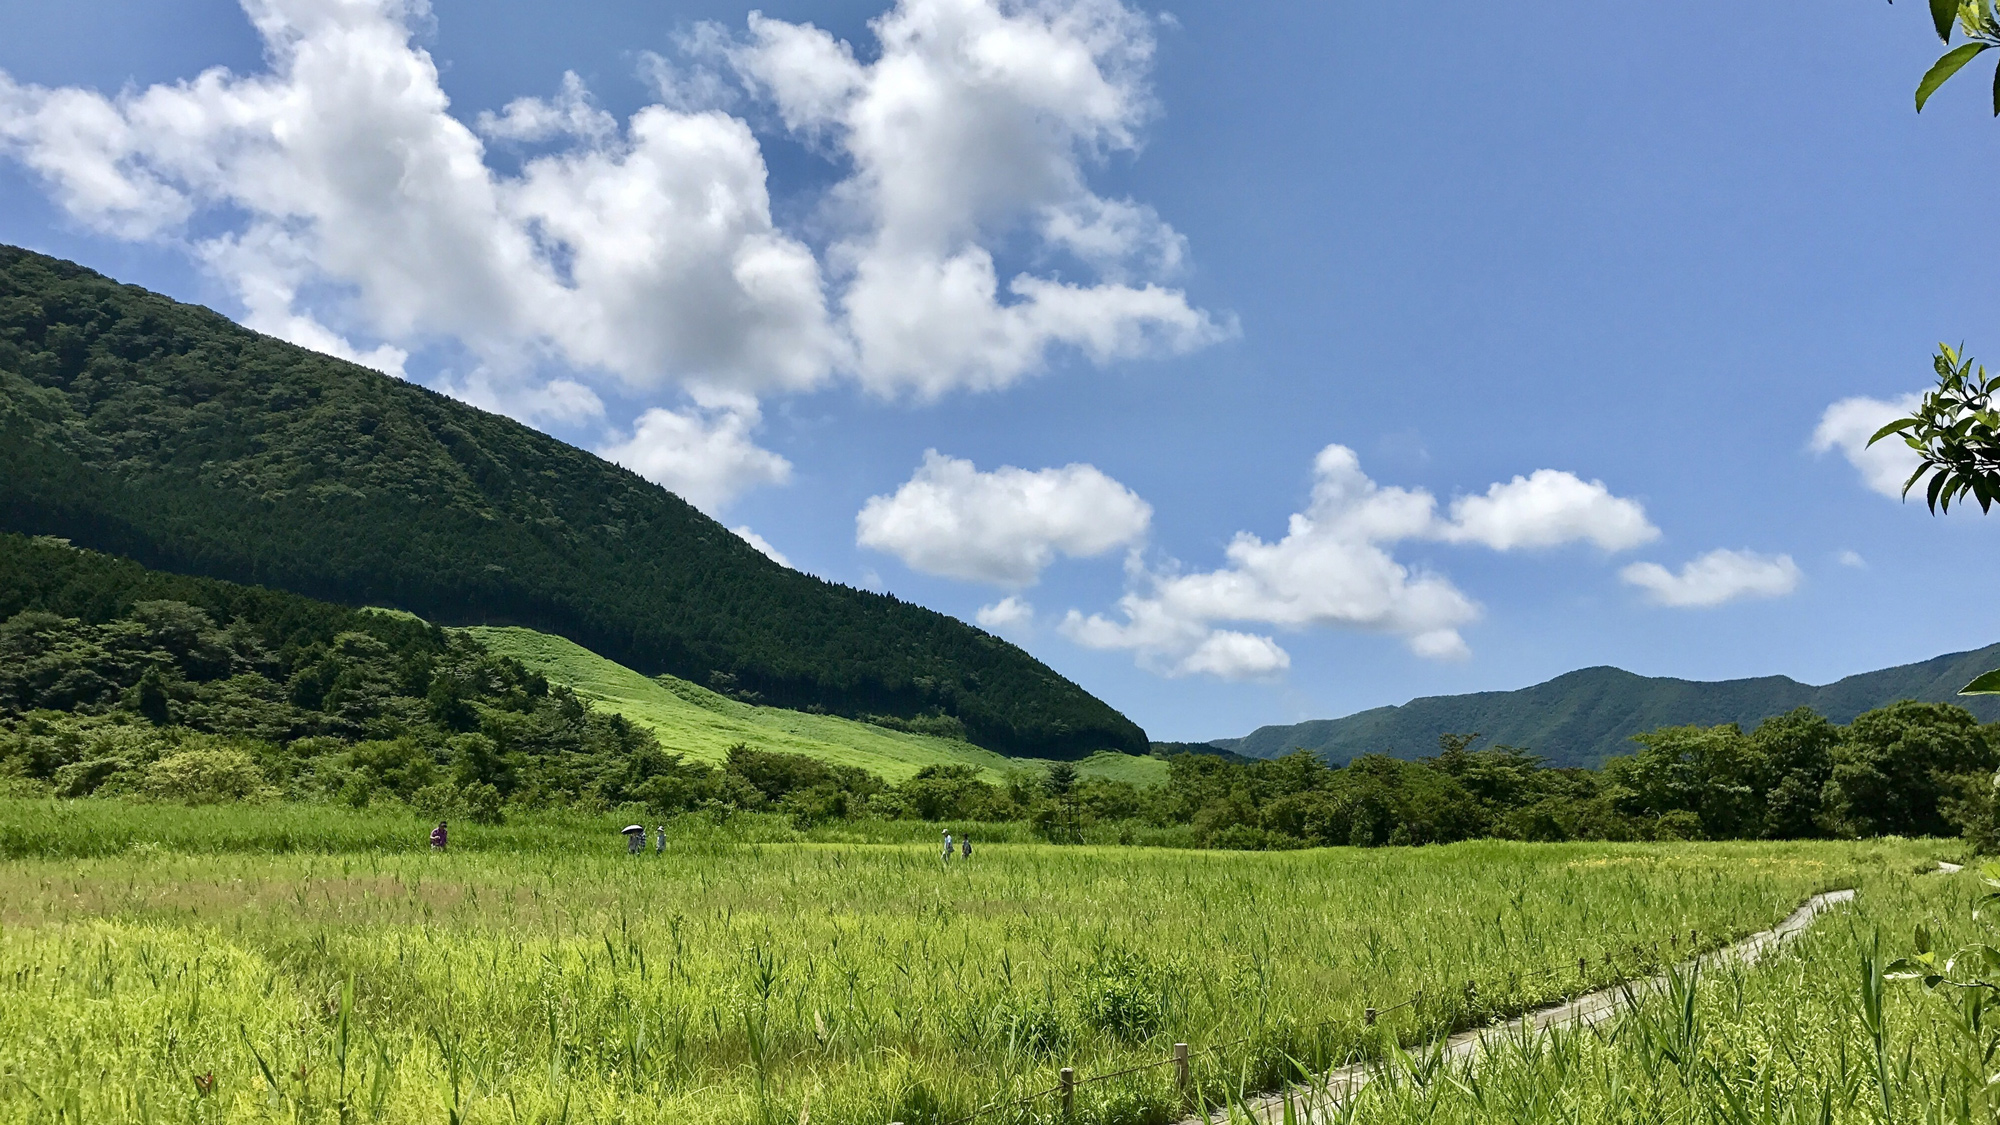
[0,799,1941,1125]
[467,624,1168,785]
[1321,864,1978,1124]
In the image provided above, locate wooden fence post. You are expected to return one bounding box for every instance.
[1173,1043,1189,1093]
[1060,1068,1075,1116]
[1364,1007,1376,1027]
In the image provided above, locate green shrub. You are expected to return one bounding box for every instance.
[1080,949,1166,1043]
[53,758,127,798]
[1654,809,1706,841]
[462,781,505,825]
[1004,1000,1071,1058]
[143,745,273,804]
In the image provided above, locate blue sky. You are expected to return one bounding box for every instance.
[1,0,1994,743]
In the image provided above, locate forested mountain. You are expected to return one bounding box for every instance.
[1218,645,2000,768]
[0,246,1144,758]
[0,532,673,811]
[0,532,979,819]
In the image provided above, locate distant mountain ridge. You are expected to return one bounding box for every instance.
[0,245,1145,758]
[1216,644,2000,768]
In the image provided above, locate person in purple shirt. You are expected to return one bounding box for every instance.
[430,821,448,851]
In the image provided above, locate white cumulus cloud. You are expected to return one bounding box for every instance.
[600,398,791,515]
[1061,445,1477,672]
[475,71,617,144]
[1177,630,1291,680]
[975,595,1035,633]
[731,525,792,568]
[1061,444,1655,677]
[0,0,1223,501]
[857,451,1151,586]
[0,0,839,400]
[729,0,1230,397]
[435,368,606,427]
[1811,393,1922,500]
[1438,469,1658,551]
[1620,549,1802,608]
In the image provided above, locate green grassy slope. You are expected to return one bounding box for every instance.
[468,626,1166,786]
[1220,644,2000,768]
[0,245,1145,758]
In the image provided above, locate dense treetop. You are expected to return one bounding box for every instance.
[0,245,1144,758]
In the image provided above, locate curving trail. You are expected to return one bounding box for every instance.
[1191,889,1860,1125]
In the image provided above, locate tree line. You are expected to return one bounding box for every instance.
[655,703,2000,849]
[5,532,1998,847]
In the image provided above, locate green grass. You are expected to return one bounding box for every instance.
[1310,861,1980,1124]
[0,799,1174,859]
[468,625,1168,786]
[0,797,1941,1125]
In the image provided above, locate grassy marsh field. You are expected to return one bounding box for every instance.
[0,799,1943,1125]
[1313,863,1988,1124]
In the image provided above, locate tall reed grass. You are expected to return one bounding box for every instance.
[0,798,1939,1125]
[1248,862,1979,1124]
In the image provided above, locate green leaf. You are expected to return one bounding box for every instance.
[1963,668,2000,694]
[1991,53,2000,114]
[1934,0,1959,42]
[1869,417,1922,445]
[1918,43,1992,111]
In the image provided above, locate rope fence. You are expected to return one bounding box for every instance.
[898,925,1707,1125]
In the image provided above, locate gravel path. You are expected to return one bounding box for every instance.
[1188,889,1859,1125]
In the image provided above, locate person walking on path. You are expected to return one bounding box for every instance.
[655,824,667,855]
[623,824,646,855]
[961,834,972,861]
[430,821,448,851]
[942,830,954,863]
